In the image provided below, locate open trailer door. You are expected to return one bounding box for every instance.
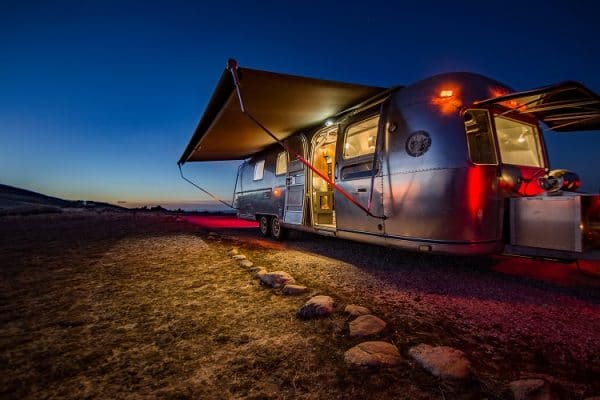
[283,135,307,225]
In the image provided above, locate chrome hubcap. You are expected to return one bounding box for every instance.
[260,217,268,234]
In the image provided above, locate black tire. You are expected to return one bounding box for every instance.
[270,216,287,240]
[258,215,270,237]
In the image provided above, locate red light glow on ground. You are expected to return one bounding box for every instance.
[492,255,599,288]
[183,215,258,229]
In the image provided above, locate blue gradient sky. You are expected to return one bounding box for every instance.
[1,0,599,209]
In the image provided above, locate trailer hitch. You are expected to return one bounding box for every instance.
[227,59,386,220]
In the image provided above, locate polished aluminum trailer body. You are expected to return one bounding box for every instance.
[179,62,600,259]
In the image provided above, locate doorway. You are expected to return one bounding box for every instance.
[310,126,338,228]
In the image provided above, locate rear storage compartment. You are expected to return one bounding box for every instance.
[508,194,600,259]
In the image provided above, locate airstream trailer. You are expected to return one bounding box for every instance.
[179,60,600,261]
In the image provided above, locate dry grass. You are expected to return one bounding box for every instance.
[0,212,598,399]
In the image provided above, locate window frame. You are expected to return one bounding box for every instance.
[493,114,545,168]
[463,108,499,166]
[275,151,287,176]
[253,159,265,181]
[342,115,380,160]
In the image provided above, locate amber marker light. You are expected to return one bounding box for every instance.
[431,84,462,114]
[273,188,282,197]
[489,87,509,98]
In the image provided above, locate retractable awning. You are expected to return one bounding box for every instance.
[179,66,386,164]
[474,81,600,132]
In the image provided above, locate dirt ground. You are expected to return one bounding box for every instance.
[1,212,599,399]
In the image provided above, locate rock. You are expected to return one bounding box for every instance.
[508,379,557,400]
[232,254,246,260]
[282,284,308,295]
[344,304,371,317]
[251,267,267,279]
[297,295,334,319]
[239,260,253,268]
[228,248,239,256]
[349,315,386,337]
[408,344,471,379]
[260,271,295,288]
[344,341,401,367]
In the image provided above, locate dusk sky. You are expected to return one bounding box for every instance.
[2,0,599,210]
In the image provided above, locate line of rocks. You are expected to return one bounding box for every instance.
[228,247,308,295]
[226,247,597,400]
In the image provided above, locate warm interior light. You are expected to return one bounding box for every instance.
[439,89,453,98]
[273,188,282,197]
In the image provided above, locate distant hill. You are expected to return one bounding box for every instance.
[0,184,127,216]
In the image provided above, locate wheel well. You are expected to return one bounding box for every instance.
[256,214,278,221]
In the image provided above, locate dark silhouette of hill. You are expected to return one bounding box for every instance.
[0,184,127,215]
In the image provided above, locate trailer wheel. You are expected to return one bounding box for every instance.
[270,216,287,240]
[258,215,271,237]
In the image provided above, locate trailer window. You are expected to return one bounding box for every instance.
[275,152,287,175]
[343,116,379,159]
[464,109,497,164]
[253,160,265,180]
[494,116,544,167]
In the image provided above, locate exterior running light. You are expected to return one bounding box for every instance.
[432,85,462,114]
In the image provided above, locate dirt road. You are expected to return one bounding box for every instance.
[1,212,598,399]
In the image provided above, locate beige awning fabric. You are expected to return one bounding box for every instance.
[474,81,600,132]
[179,66,386,163]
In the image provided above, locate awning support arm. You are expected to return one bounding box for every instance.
[178,163,237,209]
[227,58,386,220]
[231,163,242,208]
